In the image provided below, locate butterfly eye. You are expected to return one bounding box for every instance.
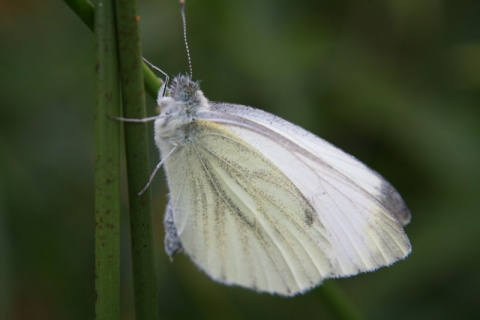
[179,87,193,101]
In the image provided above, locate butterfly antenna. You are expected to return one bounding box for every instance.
[179,0,193,79]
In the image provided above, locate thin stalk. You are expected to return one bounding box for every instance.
[64,0,161,99]
[114,0,159,319]
[94,0,121,318]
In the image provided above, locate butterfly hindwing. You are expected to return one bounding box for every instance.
[163,120,336,295]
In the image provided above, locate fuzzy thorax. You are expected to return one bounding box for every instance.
[155,75,210,146]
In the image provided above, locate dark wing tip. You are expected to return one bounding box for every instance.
[380,181,412,226]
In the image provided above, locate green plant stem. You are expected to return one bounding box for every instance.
[64,0,161,100]
[114,0,159,319]
[94,0,121,318]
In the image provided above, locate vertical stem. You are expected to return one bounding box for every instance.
[114,0,160,319]
[63,0,162,98]
[94,0,121,318]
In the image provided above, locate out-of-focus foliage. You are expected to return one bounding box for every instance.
[0,0,479,319]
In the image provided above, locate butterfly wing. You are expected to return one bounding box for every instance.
[162,120,336,295]
[207,103,411,226]
[200,103,411,277]
[162,103,411,296]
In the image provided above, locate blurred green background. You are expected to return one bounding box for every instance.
[1,0,479,319]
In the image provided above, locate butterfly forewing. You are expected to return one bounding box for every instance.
[207,103,411,227]
[197,103,411,276]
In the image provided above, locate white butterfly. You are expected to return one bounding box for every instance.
[146,74,412,296]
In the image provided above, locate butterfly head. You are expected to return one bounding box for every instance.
[169,74,200,103]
